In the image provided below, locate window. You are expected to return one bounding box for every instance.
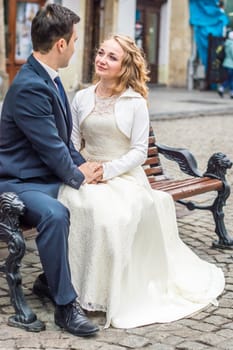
[15,2,39,60]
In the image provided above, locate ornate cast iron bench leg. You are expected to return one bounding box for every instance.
[211,182,233,249]
[204,152,233,249]
[178,152,233,249]
[0,192,45,331]
[179,181,233,249]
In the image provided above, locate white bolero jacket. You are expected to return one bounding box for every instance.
[71,84,149,181]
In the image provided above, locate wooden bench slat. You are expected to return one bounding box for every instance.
[147,174,168,182]
[143,156,160,166]
[151,177,222,191]
[148,136,156,144]
[150,177,223,201]
[147,147,158,157]
[151,177,218,187]
[144,166,164,176]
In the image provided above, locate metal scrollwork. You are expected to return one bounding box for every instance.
[0,192,45,331]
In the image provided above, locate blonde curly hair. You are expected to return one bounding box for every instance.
[93,34,150,99]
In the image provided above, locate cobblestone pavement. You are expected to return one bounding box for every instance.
[0,114,233,349]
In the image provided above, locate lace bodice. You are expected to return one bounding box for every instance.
[80,95,130,162]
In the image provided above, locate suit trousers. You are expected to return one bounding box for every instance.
[0,179,78,305]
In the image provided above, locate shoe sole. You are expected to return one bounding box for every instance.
[55,320,99,337]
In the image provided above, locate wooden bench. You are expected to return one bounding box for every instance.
[143,126,233,246]
[0,125,232,332]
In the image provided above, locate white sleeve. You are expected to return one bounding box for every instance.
[103,99,149,180]
[71,93,82,151]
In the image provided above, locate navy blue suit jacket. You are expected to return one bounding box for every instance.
[0,54,85,195]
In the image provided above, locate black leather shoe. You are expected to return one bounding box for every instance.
[54,301,99,337]
[33,273,55,304]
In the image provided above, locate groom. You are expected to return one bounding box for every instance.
[0,3,102,336]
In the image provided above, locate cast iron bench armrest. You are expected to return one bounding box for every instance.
[155,142,231,183]
[155,142,202,178]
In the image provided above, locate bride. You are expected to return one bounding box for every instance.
[58,34,225,329]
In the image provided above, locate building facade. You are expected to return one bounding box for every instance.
[0,0,197,96]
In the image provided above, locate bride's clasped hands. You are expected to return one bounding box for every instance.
[78,161,103,184]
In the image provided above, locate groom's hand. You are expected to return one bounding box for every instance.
[78,162,103,184]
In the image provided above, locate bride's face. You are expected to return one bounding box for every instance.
[95,39,124,80]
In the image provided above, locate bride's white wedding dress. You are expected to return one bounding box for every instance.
[58,96,225,329]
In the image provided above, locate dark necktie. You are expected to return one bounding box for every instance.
[54,76,66,107]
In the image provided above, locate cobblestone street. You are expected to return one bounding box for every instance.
[1,101,233,348]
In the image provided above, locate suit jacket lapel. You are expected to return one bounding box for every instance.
[28,54,72,137]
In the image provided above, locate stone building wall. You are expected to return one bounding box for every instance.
[168,0,191,87]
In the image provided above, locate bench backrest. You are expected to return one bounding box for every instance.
[142,126,167,183]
